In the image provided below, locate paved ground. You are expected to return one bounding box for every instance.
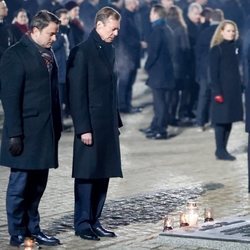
[0,68,250,249]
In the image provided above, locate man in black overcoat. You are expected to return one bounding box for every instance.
[144,4,174,140]
[67,6,123,241]
[0,10,62,247]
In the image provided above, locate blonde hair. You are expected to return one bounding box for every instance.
[210,19,239,48]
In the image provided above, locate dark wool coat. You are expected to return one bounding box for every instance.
[145,20,175,90]
[116,8,141,72]
[0,35,62,170]
[209,40,243,124]
[67,29,123,179]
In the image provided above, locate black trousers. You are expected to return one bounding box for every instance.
[6,168,49,236]
[74,178,109,232]
[118,68,137,111]
[214,123,232,153]
[196,79,211,126]
[150,89,170,133]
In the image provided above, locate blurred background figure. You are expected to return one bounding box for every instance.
[199,6,213,31]
[0,0,15,61]
[166,5,190,126]
[53,8,72,126]
[65,0,84,47]
[143,4,174,140]
[209,20,243,161]
[10,8,29,41]
[117,0,145,114]
[40,0,63,13]
[195,8,224,132]
[79,0,100,38]
[108,0,123,12]
[179,2,202,123]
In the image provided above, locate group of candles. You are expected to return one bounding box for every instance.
[20,237,39,250]
[163,201,214,232]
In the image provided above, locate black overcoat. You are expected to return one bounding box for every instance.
[0,35,62,170]
[145,20,175,90]
[67,29,123,179]
[209,40,243,124]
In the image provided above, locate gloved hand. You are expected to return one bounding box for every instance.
[214,95,224,103]
[9,137,23,156]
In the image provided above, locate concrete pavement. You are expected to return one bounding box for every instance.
[0,67,250,249]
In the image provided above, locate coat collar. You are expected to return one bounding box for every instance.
[20,34,55,75]
[89,29,114,73]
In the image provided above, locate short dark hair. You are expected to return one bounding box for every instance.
[30,10,60,31]
[95,6,121,25]
[151,4,167,19]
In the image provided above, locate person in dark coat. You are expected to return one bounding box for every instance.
[181,2,202,121]
[143,4,174,139]
[65,1,85,47]
[10,8,29,41]
[79,0,100,38]
[53,8,72,121]
[0,10,62,247]
[116,0,143,113]
[0,1,15,60]
[209,19,243,161]
[195,8,224,131]
[166,5,190,126]
[67,6,123,241]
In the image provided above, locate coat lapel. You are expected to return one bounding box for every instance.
[20,35,50,75]
[90,31,114,74]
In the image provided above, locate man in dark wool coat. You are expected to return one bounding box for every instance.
[67,6,123,241]
[0,10,62,247]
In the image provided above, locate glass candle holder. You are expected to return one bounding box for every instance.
[179,212,189,227]
[20,237,39,250]
[204,207,214,222]
[185,201,199,227]
[163,215,173,231]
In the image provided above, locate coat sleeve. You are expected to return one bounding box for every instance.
[209,45,222,96]
[145,29,161,71]
[0,49,24,137]
[67,46,92,135]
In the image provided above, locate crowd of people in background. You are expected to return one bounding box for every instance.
[1,0,250,160]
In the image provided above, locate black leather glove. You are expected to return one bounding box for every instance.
[9,137,23,156]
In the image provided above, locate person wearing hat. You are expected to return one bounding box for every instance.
[65,0,85,47]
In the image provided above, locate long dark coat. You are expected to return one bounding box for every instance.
[0,35,62,170]
[145,20,175,90]
[209,40,243,124]
[67,29,123,179]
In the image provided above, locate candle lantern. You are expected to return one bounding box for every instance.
[20,237,39,250]
[204,207,214,222]
[185,201,199,227]
[179,212,189,227]
[163,215,173,231]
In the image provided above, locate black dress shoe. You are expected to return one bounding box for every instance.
[75,228,100,241]
[139,127,153,133]
[92,225,116,237]
[215,150,236,161]
[10,235,25,246]
[146,132,167,140]
[32,231,60,246]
